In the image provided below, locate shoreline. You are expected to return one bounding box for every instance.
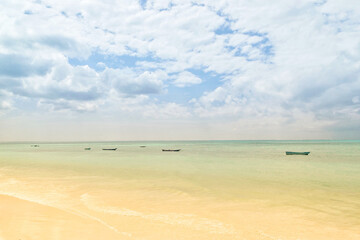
[1,139,360,144]
[0,194,128,240]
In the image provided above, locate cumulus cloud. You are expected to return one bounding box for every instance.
[0,90,13,114]
[103,68,167,96]
[173,71,202,87]
[0,54,52,77]
[0,100,11,110]
[39,99,100,113]
[0,0,360,139]
[141,102,192,119]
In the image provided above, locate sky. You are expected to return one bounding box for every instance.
[0,0,360,141]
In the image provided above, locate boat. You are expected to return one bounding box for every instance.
[162,149,181,152]
[139,146,146,148]
[84,148,91,150]
[286,151,310,155]
[102,148,117,151]
[31,144,39,147]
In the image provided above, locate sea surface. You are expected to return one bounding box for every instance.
[0,140,359,239]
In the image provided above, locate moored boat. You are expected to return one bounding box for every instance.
[162,149,181,152]
[102,148,117,151]
[84,147,91,150]
[286,151,310,155]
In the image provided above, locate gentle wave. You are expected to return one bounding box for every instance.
[258,230,284,240]
[81,193,238,236]
[0,178,134,239]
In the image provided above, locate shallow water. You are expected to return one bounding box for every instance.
[0,141,359,239]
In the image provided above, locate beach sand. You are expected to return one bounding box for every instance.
[0,194,125,240]
[0,192,359,240]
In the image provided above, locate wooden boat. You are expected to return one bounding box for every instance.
[162,149,181,152]
[102,148,117,151]
[84,148,91,150]
[286,151,310,155]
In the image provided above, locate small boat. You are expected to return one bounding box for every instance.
[162,149,181,152]
[102,148,117,151]
[84,148,91,150]
[286,151,310,155]
[31,144,39,147]
[139,146,146,148]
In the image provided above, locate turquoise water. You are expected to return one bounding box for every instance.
[0,140,359,239]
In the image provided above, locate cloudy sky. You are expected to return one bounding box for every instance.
[0,0,359,141]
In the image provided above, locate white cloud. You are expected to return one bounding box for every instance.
[0,0,360,139]
[0,100,11,110]
[142,102,192,119]
[103,68,167,96]
[173,71,202,87]
[353,96,360,104]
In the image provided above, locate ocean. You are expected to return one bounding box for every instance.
[0,141,359,239]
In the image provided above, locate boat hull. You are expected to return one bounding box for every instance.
[102,148,117,151]
[286,151,310,155]
[162,149,181,152]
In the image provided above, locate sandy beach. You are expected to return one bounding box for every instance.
[2,0,360,238]
[0,192,358,240]
[0,141,359,239]
[0,194,125,240]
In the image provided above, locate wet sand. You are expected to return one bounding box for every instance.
[0,192,359,240]
[0,194,125,240]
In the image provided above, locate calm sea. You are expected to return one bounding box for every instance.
[0,140,359,239]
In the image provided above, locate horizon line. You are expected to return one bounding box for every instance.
[1,139,359,144]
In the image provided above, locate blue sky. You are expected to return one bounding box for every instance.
[0,0,360,141]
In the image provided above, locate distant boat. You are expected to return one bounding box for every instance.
[102,148,117,151]
[139,146,146,148]
[84,148,91,150]
[31,145,39,147]
[162,149,181,152]
[286,151,310,155]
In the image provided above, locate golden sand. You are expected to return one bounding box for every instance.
[0,194,124,240]
[0,190,359,240]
